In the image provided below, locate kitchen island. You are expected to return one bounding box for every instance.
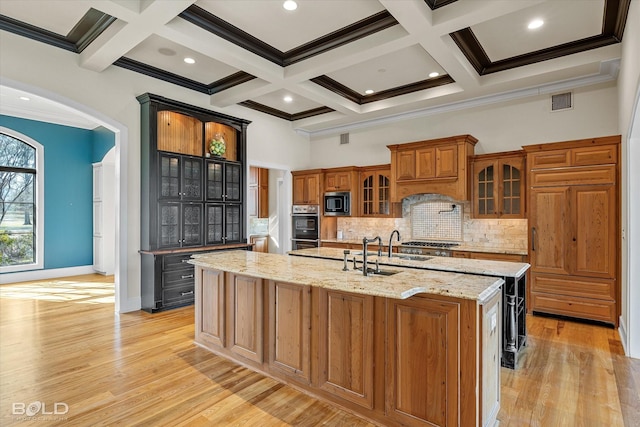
[190,250,503,427]
[290,247,529,369]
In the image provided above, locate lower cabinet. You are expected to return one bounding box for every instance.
[317,290,374,409]
[194,269,497,427]
[268,281,311,383]
[228,273,263,364]
[141,245,251,313]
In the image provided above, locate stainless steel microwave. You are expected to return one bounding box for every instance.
[324,192,351,216]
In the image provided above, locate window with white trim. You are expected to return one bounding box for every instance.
[0,127,44,272]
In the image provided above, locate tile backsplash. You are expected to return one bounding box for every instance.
[336,195,527,251]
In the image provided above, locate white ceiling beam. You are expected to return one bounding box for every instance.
[80,0,196,72]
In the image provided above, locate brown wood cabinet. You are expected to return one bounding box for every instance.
[472,151,525,218]
[250,235,268,253]
[268,281,311,383]
[324,167,357,192]
[195,266,501,427]
[525,136,620,325]
[360,164,392,217]
[248,167,268,218]
[388,135,477,202]
[227,273,264,365]
[317,289,374,409]
[292,170,321,205]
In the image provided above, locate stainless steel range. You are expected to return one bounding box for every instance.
[399,241,460,257]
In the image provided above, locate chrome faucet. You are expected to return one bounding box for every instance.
[362,236,382,276]
[388,229,401,257]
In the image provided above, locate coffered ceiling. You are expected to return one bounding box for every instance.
[0,0,631,135]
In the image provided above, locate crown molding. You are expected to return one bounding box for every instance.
[301,59,620,138]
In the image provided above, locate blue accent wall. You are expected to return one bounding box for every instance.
[0,115,114,270]
[92,126,116,162]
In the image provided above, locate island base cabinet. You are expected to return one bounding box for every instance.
[195,269,225,349]
[317,290,375,409]
[268,281,311,383]
[194,267,500,427]
[385,297,461,427]
[228,273,264,365]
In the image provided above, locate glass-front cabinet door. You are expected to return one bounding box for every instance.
[206,161,224,201]
[360,166,391,217]
[472,152,525,218]
[225,163,242,202]
[159,154,181,200]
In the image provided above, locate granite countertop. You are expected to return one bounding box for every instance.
[320,239,528,256]
[189,250,503,303]
[290,247,530,278]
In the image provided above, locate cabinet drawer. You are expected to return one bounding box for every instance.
[162,253,193,270]
[531,292,615,324]
[162,284,195,307]
[162,268,196,288]
[531,274,615,301]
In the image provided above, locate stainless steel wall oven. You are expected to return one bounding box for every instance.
[291,205,320,249]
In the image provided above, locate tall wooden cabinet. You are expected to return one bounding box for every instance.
[524,136,620,325]
[138,93,251,312]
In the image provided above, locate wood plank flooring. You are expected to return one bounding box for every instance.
[1,274,638,426]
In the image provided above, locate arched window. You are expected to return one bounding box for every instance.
[0,128,44,272]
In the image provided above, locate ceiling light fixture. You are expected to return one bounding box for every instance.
[183,57,196,64]
[283,96,293,103]
[365,89,374,95]
[527,19,544,30]
[19,96,30,101]
[429,72,440,78]
[283,0,297,11]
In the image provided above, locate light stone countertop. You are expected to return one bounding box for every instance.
[320,239,528,256]
[189,250,503,303]
[290,247,530,278]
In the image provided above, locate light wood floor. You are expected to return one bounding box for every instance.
[1,275,638,426]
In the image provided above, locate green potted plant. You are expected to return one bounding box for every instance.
[209,133,226,158]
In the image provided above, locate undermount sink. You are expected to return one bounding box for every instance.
[391,255,432,261]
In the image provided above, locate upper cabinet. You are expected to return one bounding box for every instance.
[360,164,392,217]
[324,167,358,192]
[472,151,525,218]
[388,135,477,202]
[292,170,322,205]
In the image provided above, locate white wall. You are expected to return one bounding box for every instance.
[308,82,618,168]
[617,0,640,359]
[0,32,310,311]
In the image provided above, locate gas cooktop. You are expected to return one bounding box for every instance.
[401,241,460,248]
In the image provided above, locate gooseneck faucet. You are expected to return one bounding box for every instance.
[388,229,401,257]
[362,236,382,276]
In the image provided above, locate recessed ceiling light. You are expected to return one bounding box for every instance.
[429,72,440,78]
[19,96,30,101]
[283,96,293,103]
[365,89,374,95]
[283,0,297,11]
[183,57,196,64]
[158,48,176,56]
[528,19,544,30]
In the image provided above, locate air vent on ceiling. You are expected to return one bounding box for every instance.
[340,133,349,144]
[551,92,573,111]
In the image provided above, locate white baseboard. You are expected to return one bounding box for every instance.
[0,265,95,284]
[618,316,629,356]
[117,296,141,313]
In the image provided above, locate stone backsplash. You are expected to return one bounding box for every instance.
[336,196,527,252]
